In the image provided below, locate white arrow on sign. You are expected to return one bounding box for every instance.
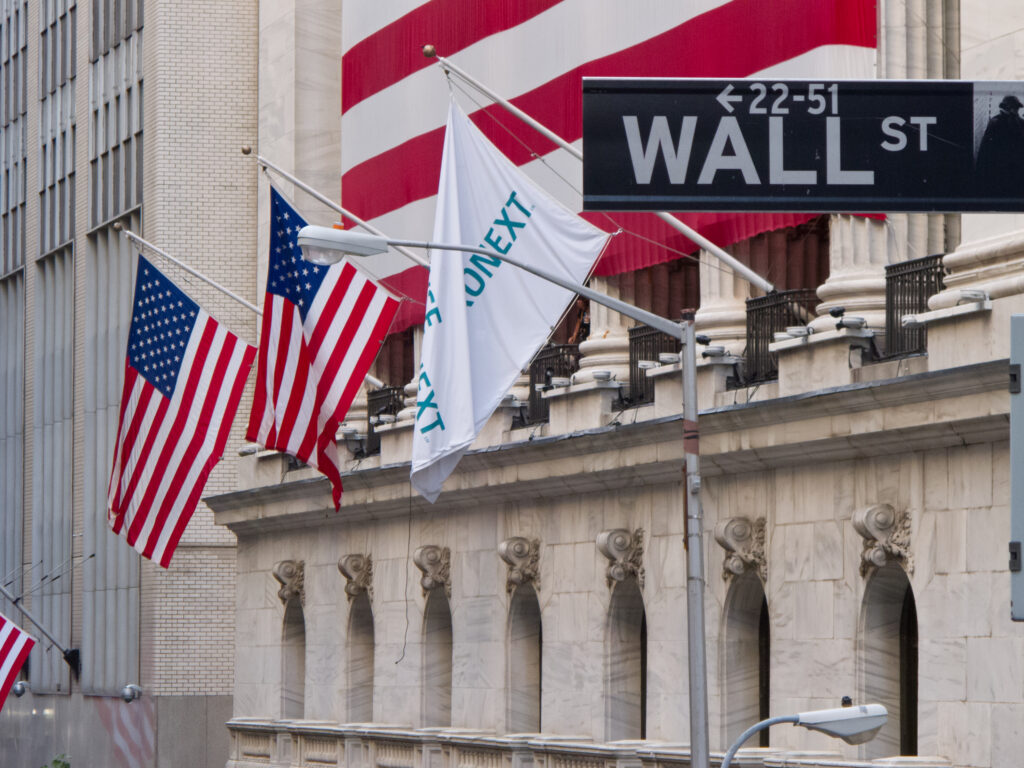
[716,83,742,113]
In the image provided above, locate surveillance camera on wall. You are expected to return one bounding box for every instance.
[121,683,143,703]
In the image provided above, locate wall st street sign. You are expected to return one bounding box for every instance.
[582,79,1024,213]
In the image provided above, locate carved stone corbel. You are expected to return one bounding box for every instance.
[498,537,540,593]
[852,503,913,576]
[413,545,451,597]
[597,528,645,589]
[338,554,373,599]
[273,560,305,606]
[714,516,767,582]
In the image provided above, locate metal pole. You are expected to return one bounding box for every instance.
[424,46,775,294]
[250,152,430,269]
[387,239,683,340]
[0,581,76,664]
[720,715,798,768]
[681,320,709,768]
[117,226,262,315]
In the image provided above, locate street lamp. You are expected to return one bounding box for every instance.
[296,224,712,768]
[720,704,888,768]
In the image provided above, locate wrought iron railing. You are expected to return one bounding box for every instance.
[744,288,819,385]
[883,254,945,358]
[365,385,405,456]
[511,344,580,428]
[626,324,680,406]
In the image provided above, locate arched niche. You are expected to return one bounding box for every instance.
[721,571,770,746]
[422,588,453,727]
[347,591,375,722]
[605,577,647,741]
[507,583,542,733]
[281,598,306,719]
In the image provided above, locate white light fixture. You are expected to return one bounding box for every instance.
[297,226,389,265]
[591,370,613,381]
[720,704,887,768]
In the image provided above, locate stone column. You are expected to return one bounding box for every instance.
[694,247,753,357]
[573,274,633,384]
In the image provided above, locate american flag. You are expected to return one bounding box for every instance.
[246,188,400,509]
[0,612,35,713]
[341,0,877,332]
[108,255,256,568]
[95,693,156,768]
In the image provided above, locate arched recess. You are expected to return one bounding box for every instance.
[347,591,375,722]
[861,562,917,758]
[507,583,542,733]
[281,598,306,719]
[422,588,453,727]
[721,571,770,746]
[606,577,647,741]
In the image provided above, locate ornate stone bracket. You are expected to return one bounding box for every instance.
[852,503,913,576]
[498,537,540,594]
[413,545,451,597]
[273,560,305,606]
[713,516,767,582]
[338,554,373,600]
[597,528,645,589]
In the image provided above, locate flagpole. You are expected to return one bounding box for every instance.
[114,225,387,390]
[422,45,775,295]
[116,225,263,315]
[245,150,431,269]
[0,582,80,674]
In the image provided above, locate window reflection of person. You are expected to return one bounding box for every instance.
[975,95,1024,197]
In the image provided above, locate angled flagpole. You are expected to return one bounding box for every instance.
[0,581,79,675]
[244,149,430,269]
[423,45,775,295]
[115,225,386,390]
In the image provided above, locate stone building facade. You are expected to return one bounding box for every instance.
[209,3,1024,768]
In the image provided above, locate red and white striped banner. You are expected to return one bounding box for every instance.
[341,0,877,332]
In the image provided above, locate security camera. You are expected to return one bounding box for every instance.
[695,334,712,345]
[829,306,846,318]
[121,683,143,702]
[835,315,867,330]
[12,681,28,697]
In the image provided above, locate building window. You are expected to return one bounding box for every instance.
[861,563,917,758]
[347,591,374,722]
[507,583,542,733]
[722,572,770,746]
[422,588,453,727]
[281,598,306,719]
[1,0,28,274]
[0,273,24,618]
[606,578,647,741]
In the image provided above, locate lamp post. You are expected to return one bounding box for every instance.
[296,225,711,767]
[720,704,888,768]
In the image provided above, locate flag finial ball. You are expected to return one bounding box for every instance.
[241,145,252,155]
[422,44,436,58]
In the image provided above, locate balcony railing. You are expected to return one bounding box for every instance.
[365,385,405,456]
[512,344,580,428]
[626,324,680,406]
[744,289,819,385]
[883,254,946,358]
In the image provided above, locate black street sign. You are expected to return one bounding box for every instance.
[582,78,1024,213]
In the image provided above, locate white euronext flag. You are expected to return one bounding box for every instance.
[411,102,610,502]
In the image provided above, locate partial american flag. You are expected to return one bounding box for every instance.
[246,188,401,509]
[0,612,35,713]
[108,255,257,568]
[95,693,156,768]
[341,0,877,332]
